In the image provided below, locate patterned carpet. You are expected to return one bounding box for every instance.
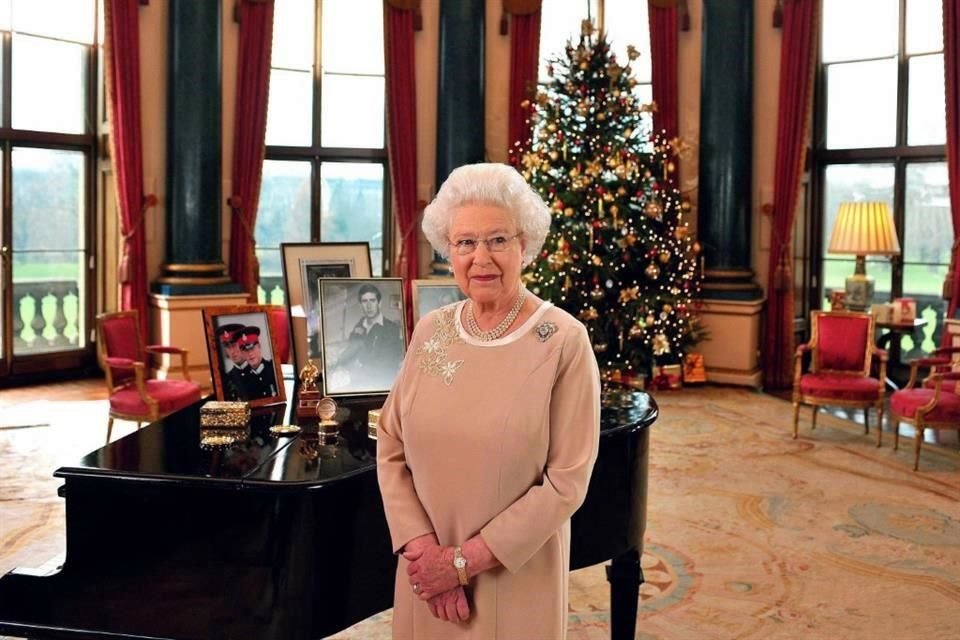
[2,384,960,639]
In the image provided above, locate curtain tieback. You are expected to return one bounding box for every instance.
[119,193,157,284]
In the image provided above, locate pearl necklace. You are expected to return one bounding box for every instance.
[466,289,527,342]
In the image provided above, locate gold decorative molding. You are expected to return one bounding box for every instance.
[503,0,540,16]
[385,0,420,10]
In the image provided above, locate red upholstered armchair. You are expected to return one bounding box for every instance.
[792,310,886,444]
[888,347,960,470]
[96,310,202,444]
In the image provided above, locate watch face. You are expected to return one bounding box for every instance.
[454,557,467,569]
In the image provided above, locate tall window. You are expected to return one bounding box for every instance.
[0,0,98,376]
[538,0,653,134]
[814,0,947,355]
[256,0,387,303]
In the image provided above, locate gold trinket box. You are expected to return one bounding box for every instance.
[367,408,382,440]
[200,401,251,428]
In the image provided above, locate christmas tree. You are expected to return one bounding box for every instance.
[518,23,703,380]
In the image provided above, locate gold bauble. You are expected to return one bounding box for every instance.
[549,151,559,161]
[662,304,673,314]
[564,207,575,217]
[597,112,606,121]
[659,251,671,263]
[617,186,627,196]
[610,205,619,215]
[646,314,656,325]
[547,123,557,132]
[579,62,589,70]
[693,242,702,254]
[644,201,663,218]
[667,161,675,173]
[674,227,689,240]
[645,263,660,279]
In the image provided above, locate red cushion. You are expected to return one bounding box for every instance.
[799,373,882,402]
[101,314,143,386]
[110,379,202,418]
[890,388,960,422]
[816,314,870,372]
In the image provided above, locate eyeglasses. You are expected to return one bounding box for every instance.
[449,233,521,256]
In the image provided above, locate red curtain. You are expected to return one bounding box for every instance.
[228,0,275,299]
[103,0,149,340]
[648,1,679,149]
[385,4,419,336]
[507,10,542,165]
[762,0,819,389]
[945,0,960,317]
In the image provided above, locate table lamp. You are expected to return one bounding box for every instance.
[827,201,900,311]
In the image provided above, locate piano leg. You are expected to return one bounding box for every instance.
[605,548,644,640]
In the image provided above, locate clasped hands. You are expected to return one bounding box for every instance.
[403,541,470,623]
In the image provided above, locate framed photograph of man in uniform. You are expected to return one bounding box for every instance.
[411,278,467,325]
[318,278,406,397]
[280,242,372,375]
[202,305,287,407]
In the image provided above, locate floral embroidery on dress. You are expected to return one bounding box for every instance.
[417,306,464,386]
[534,321,558,343]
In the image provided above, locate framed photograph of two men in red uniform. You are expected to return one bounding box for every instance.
[203,305,287,407]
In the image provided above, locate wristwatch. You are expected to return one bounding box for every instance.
[452,546,469,586]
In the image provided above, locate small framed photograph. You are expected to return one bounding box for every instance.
[318,278,407,396]
[203,305,287,407]
[411,279,466,325]
[280,242,372,374]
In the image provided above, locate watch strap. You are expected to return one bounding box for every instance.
[453,545,469,586]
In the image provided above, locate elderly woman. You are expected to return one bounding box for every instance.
[376,163,601,639]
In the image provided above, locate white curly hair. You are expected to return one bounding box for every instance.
[422,163,552,266]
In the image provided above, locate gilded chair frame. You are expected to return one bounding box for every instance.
[96,310,192,443]
[792,310,886,444]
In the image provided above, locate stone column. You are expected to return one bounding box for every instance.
[153,0,241,295]
[431,0,485,275]
[695,0,764,387]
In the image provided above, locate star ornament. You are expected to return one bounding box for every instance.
[619,286,639,304]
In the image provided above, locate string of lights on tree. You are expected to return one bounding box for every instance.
[517,21,704,377]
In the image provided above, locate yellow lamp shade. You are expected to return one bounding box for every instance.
[828,201,900,256]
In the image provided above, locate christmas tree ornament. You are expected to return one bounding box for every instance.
[629,323,645,338]
[590,287,605,301]
[593,341,608,353]
[659,251,671,263]
[644,201,663,218]
[645,263,660,279]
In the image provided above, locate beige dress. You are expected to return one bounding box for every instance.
[377,300,601,639]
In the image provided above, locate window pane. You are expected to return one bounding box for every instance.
[320,74,384,148]
[256,160,312,271]
[12,147,87,355]
[266,68,313,146]
[825,59,897,149]
[604,0,651,83]
[12,35,87,134]
[272,0,314,70]
[822,0,897,63]
[822,164,895,301]
[906,0,943,55]
[538,0,598,81]
[13,0,95,44]
[903,162,950,264]
[322,0,383,75]
[320,162,384,275]
[907,54,946,146]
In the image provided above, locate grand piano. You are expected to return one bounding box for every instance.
[0,384,656,640]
